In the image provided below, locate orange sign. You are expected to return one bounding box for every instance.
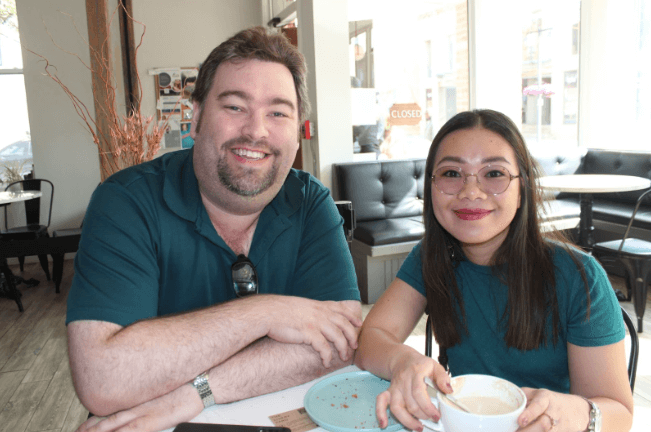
[388,103,422,126]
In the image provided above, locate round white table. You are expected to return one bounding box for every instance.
[539,174,651,248]
[0,190,42,205]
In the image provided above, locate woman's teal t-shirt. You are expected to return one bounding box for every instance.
[396,243,624,393]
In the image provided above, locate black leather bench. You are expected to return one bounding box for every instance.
[335,159,425,303]
[533,148,651,237]
[532,146,585,232]
[568,150,651,233]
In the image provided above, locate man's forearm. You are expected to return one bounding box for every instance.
[77,336,354,432]
[69,298,272,416]
[70,297,361,416]
[207,336,354,404]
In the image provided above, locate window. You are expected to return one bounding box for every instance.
[572,23,580,55]
[348,0,468,160]
[634,0,651,149]
[518,1,580,152]
[0,0,32,178]
[563,70,578,124]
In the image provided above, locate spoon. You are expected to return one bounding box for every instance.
[424,377,472,413]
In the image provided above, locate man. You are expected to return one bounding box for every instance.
[67,27,361,432]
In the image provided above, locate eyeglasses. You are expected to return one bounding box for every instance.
[431,165,520,196]
[231,254,258,298]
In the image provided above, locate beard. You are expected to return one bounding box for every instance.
[216,136,282,197]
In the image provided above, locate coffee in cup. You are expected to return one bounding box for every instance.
[421,374,526,432]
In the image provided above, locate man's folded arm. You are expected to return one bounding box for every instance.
[68,297,361,416]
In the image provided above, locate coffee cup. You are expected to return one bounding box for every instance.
[421,374,526,432]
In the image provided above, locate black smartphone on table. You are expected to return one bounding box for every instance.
[173,424,291,432]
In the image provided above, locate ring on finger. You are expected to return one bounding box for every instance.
[542,412,558,428]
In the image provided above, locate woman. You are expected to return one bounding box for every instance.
[354,110,633,432]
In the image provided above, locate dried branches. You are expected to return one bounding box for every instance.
[27,3,169,181]
[1,160,26,183]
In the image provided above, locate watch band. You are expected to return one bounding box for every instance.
[581,397,602,432]
[192,372,215,408]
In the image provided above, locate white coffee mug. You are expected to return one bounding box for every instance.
[421,374,527,432]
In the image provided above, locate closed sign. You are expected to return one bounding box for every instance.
[388,103,422,126]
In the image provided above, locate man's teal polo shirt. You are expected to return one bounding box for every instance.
[66,149,360,327]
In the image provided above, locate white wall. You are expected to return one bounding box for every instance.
[17,0,102,230]
[132,0,263,156]
[16,0,263,231]
[297,0,354,192]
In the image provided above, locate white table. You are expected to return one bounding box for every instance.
[0,190,42,205]
[539,175,651,248]
[161,366,362,432]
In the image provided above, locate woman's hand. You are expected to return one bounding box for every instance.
[517,388,590,432]
[375,351,452,432]
[75,383,203,432]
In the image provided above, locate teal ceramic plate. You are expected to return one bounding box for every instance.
[304,371,402,432]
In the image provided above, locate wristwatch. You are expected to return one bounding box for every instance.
[192,372,215,408]
[582,397,602,432]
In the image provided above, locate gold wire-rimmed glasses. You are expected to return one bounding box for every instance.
[431,165,520,195]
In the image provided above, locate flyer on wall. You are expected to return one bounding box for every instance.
[154,67,199,149]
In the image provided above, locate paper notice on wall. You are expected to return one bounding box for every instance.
[162,114,182,149]
[153,67,199,149]
[157,68,182,97]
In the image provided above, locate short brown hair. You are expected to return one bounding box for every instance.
[192,26,310,123]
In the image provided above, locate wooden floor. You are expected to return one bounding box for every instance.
[0,260,650,432]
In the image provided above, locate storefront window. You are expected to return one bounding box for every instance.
[348,0,469,160]
[0,0,32,178]
[633,0,651,150]
[519,1,580,152]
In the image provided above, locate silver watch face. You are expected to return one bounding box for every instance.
[588,400,602,432]
[194,374,207,388]
[594,406,602,432]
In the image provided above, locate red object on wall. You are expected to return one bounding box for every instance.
[303,120,311,140]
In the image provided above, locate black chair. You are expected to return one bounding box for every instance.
[621,307,639,391]
[591,188,651,333]
[335,200,356,244]
[1,179,54,280]
[425,305,639,391]
[51,227,82,293]
[0,236,82,310]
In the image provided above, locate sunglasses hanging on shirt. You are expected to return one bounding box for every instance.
[231,254,258,298]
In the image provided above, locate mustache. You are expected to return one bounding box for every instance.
[221,136,280,156]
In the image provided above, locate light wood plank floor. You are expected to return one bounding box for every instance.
[0,260,650,432]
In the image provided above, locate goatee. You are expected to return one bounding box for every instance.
[217,137,280,197]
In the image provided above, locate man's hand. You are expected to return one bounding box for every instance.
[262,297,362,368]
[75,382,202,432]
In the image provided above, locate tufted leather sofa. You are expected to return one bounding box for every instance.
[528,148,651,235]
[568,150,651,232]
[532,146,585,230]
[335,159,426,303]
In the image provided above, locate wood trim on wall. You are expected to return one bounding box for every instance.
[85,0,113,181]
[86,0,139,180]
[118,0,139,113]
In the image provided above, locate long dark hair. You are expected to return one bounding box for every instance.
[422,109,589,351]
